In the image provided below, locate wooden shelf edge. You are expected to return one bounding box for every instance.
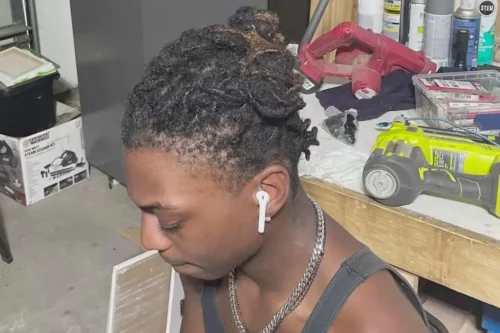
[301,176,500,308]
[301,177,500,247]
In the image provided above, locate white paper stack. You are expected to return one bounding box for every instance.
[0,47,57,88]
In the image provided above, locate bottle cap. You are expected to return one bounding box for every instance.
[426,0,454,15]
[460,0,476,9]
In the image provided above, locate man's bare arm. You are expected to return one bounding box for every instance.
[179,275,206,333]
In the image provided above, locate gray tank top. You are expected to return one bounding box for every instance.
[201,246,432,332]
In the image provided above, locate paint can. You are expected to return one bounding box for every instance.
[384,10,402,25]
[385,0,402,12]
[477,0,498,65]
[383,0,402,41]
[423,0,455,68]
[383,10,401,40]
[358,0,384,33]
[450,0,481,69]
[407,0,426,51]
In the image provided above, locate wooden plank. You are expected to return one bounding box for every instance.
[351,0,358,24]
[107,251,172,333]
[309,0,356,40]
[301,177,500,308]
[115,230,185,333]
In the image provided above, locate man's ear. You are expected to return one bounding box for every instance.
[253,164,290,218]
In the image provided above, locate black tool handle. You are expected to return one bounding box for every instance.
[421,168,496,214]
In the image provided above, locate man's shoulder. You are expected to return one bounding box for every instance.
[330,270,429,333]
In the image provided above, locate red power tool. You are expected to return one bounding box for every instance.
[298,7,437,99]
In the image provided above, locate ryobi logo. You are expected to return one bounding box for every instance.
[479,0,495,16]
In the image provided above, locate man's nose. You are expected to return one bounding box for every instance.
[140,214,172,251]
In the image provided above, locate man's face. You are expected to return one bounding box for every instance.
[124,150,262,280]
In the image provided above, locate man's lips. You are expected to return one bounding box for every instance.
[159,252,188,267]
[171,263,190,267]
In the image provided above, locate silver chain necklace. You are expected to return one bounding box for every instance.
[228,197,326,333]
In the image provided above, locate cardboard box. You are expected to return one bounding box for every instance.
[107,226,184,333]
[0,102,89,205]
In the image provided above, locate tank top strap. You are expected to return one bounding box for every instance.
[201,282,227,332]
[301,246,431,333]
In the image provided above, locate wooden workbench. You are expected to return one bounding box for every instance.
[304,0,500,309]
[297,90,500,309]
[302,177,500,308]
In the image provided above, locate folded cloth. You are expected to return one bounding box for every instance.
[315,70,416,121]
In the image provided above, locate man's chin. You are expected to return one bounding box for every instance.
[172,264,225,281]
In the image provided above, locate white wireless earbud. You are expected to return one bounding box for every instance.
[256,190,270,234]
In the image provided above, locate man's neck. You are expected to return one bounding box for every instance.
[237,188,319,296]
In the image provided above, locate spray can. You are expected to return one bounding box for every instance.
[450,0,481,70]
[423,0,455,68]
[477,0,498,65]
[399,0,412,45]
[407,0,426,50]
[358,0,384,33]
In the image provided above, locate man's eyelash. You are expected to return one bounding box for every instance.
[158,222,182,232]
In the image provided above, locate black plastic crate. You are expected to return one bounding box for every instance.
[0,72,59,137]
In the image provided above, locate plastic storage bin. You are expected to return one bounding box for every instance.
[482,304,500,333]
[412,70,500,129]
[0,72,59,137]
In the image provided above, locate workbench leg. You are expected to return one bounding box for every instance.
[393,267,419,292]
[0,209,13,263]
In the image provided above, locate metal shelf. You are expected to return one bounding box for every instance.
[0,0,40,53]
[0,24,32,41]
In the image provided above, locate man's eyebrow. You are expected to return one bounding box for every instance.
[138,202,176,212]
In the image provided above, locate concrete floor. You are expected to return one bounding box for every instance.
[421,283,485,333]
[0,169,142,333]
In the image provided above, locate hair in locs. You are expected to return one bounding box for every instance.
[121,6,319,192]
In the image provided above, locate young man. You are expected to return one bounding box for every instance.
[122,6,431,333]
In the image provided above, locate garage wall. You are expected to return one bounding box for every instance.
[0,1,13,26]
[35,0,78,94]
[24,0,474,95]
